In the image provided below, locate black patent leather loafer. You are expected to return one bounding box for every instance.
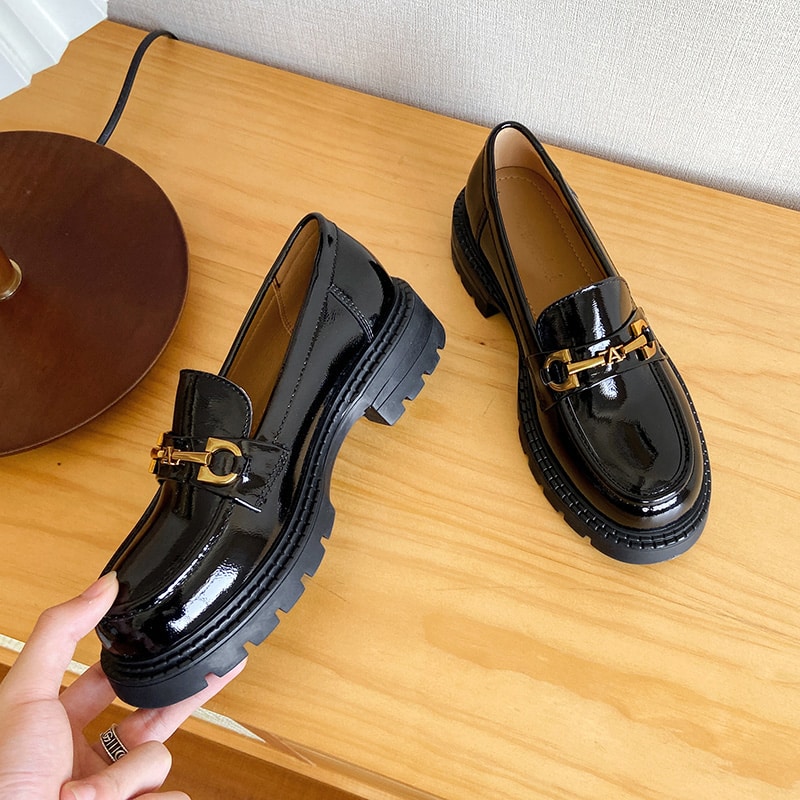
[451,121,710,564]
[98,213,445,706]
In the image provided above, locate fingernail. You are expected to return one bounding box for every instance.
[62,782,96,800]
[82,571,117,600]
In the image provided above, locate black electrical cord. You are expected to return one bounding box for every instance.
[96,29,178,146]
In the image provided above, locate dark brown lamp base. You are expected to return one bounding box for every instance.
[0,130,188,456]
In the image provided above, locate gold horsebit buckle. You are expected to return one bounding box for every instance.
[149,436,242,486]
[543,319,657,392]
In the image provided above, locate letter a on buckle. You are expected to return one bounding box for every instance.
[543,319,657,392]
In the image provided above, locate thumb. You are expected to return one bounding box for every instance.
[2,572,118,701]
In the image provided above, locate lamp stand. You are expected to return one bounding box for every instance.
[0,245,22,299]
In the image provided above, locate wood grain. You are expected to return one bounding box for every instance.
[1,21,799,800]
[0,660,365,800]
[0,130,187,454]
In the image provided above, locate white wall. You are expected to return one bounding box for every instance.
[108,0,800,210]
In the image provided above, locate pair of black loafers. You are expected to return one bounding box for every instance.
[98,122,710,708]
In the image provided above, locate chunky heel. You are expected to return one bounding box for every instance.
[451,189,504,318]
[363,279,445,426]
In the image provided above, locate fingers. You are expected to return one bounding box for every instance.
[2,573,118,702]
[60,740,184,800]
[60,662,117,730]
[109,659,247,750]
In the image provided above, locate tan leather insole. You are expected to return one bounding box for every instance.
[225,224,319,430]
[496,166,604,316]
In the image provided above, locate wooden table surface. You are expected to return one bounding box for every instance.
[1,21,799,800]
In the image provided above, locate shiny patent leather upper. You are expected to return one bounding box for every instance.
[97,214,395,658]
[463,121,705,531]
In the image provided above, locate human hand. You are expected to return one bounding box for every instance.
[0,572,245,799]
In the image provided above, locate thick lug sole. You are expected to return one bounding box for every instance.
[451,189,710,565]
[102,278,445,707]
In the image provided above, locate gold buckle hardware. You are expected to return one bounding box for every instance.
[543,319,657,392]
[149,436,242,486]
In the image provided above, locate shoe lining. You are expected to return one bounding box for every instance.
[225,221,319,430]
[494,133,606,317]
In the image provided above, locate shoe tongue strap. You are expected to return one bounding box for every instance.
[171,369,252,439]
[154,371,288,511]
[536,277,636,352]
[149,432,289,511]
